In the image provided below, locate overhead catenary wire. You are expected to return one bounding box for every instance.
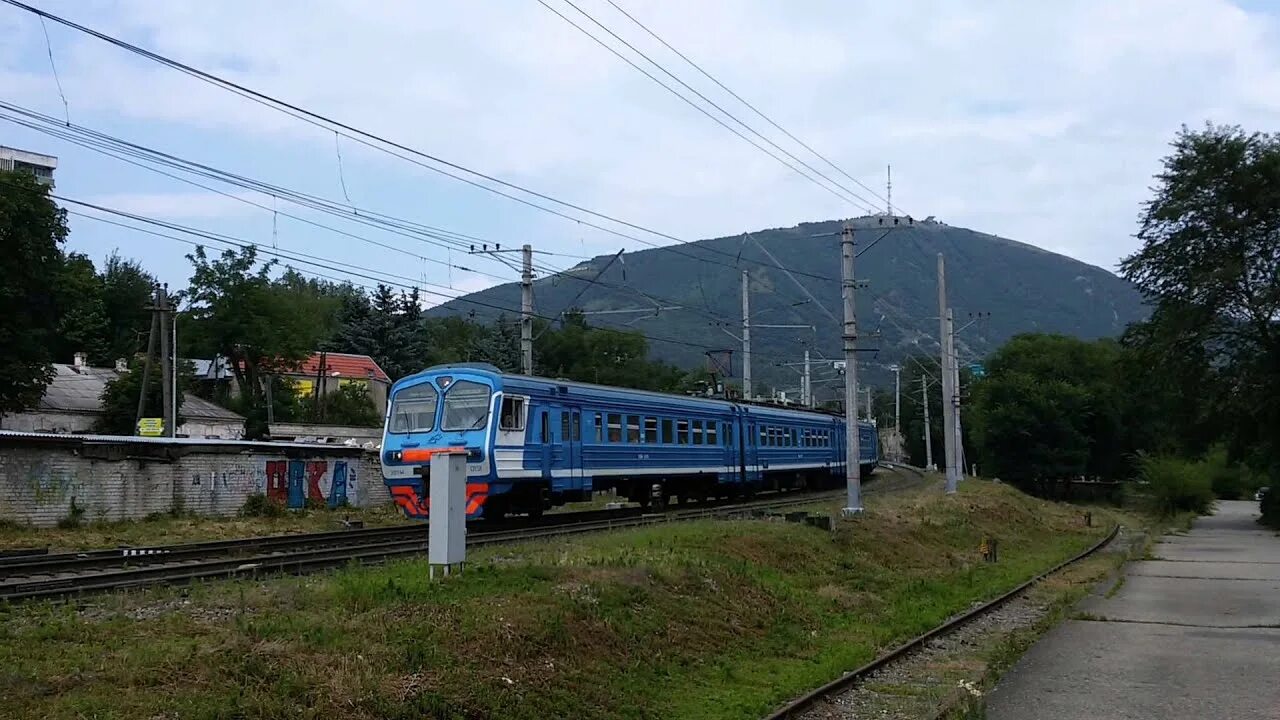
[603,0,895,213]
[3,182,826,365]
[0,101,835,330]
[2,103,836,314]
[0,0,847,285]
[539,0,880,213]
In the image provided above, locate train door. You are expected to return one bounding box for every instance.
[743,415,758,488]
[538,408,552,480]
[569,408,583,482]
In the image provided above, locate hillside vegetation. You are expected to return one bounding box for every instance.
[431,217,1146,391]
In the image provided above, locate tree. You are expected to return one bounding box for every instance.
[183,246,337,438]
[52,253,109,365]
[0,171,67,414]
[99,252,156,364]
[299,381,381,427]
[967,334,1123,484]
[1120,125,1280,477]
[95,359,191,435]
[534,312,692,391]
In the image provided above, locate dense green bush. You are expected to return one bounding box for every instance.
[1260,487,1279,529]
[240,493,286,518]
[1201,447,1261,500]
[1136,453,1215,517]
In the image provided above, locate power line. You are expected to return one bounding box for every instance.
[604,0,894,213]
[0,104,519,283]
[0,101,831,329]
[2,0,847,285]
[7,182,822,364]
[539,0,880,213]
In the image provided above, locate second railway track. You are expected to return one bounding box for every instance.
[1,463,926,603]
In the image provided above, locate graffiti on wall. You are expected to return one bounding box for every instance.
[264,459,357,509]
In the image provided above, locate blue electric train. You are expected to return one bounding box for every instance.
[380,363,879,519]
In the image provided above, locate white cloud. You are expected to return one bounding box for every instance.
[5,0,1280,278]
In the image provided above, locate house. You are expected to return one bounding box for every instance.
[283,352,392,416]
[0,354,244,438]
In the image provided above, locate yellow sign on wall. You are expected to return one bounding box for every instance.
[137,418,164,436]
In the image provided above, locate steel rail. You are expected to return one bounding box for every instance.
[0,491,844,602]
[2,465,924,579]
[762,522,1121,719]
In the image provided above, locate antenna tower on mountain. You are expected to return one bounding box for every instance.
[886,164,893,216]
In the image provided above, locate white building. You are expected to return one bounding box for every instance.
[0,146,56,187]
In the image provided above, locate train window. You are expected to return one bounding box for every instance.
[593,413,603,442]
[677,419,689,444]
[572,413,581,441]
[644,417,658,444]
[708,422,718,445]
[661,418,674,444]
[791,429,798,447]
[389,382,438,433]
[540,411,549,443]
[759,426,767,445]
[442,380,490,431]
[627,416,640,443]
[498,396,525,431]
[560,412,570,441]
[607,413,622,442]
[692,420,703,445]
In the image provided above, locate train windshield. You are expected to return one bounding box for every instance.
[388,383,439,433]
[442,380,491,431]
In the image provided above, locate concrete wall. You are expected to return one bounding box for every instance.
[0,437,392,528]
[0,411,95,434]
[0,412,243,440]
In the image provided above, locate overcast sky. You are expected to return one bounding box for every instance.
[3,0,1279,300]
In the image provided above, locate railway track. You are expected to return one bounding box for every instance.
[1,463,924,603]
[762,522,1121,719]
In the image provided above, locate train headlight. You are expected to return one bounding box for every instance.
[385,450,403,463]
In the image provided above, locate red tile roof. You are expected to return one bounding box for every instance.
[294,352,390,383]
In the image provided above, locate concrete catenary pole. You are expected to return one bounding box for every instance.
[520,244,533,375]
[946,308,963,487]
[951,312,965,479]
[891,364,901,434]
[802,349,811,407]
[171,294,178,438]
[921,374,933,469]
[157,284,173,438]
[840,223,863,515]
[938,254,958,494]
[741,269,751,401]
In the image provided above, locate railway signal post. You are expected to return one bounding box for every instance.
[840,223,863,516]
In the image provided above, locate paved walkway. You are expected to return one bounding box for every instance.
[987,500,1280,720]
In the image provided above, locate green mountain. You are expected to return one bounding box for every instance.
[430,216,1146,398]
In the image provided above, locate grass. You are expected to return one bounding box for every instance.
[0,503,410,552]
[0,481,1116,720]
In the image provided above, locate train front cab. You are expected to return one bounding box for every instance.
[381,367,499,520]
